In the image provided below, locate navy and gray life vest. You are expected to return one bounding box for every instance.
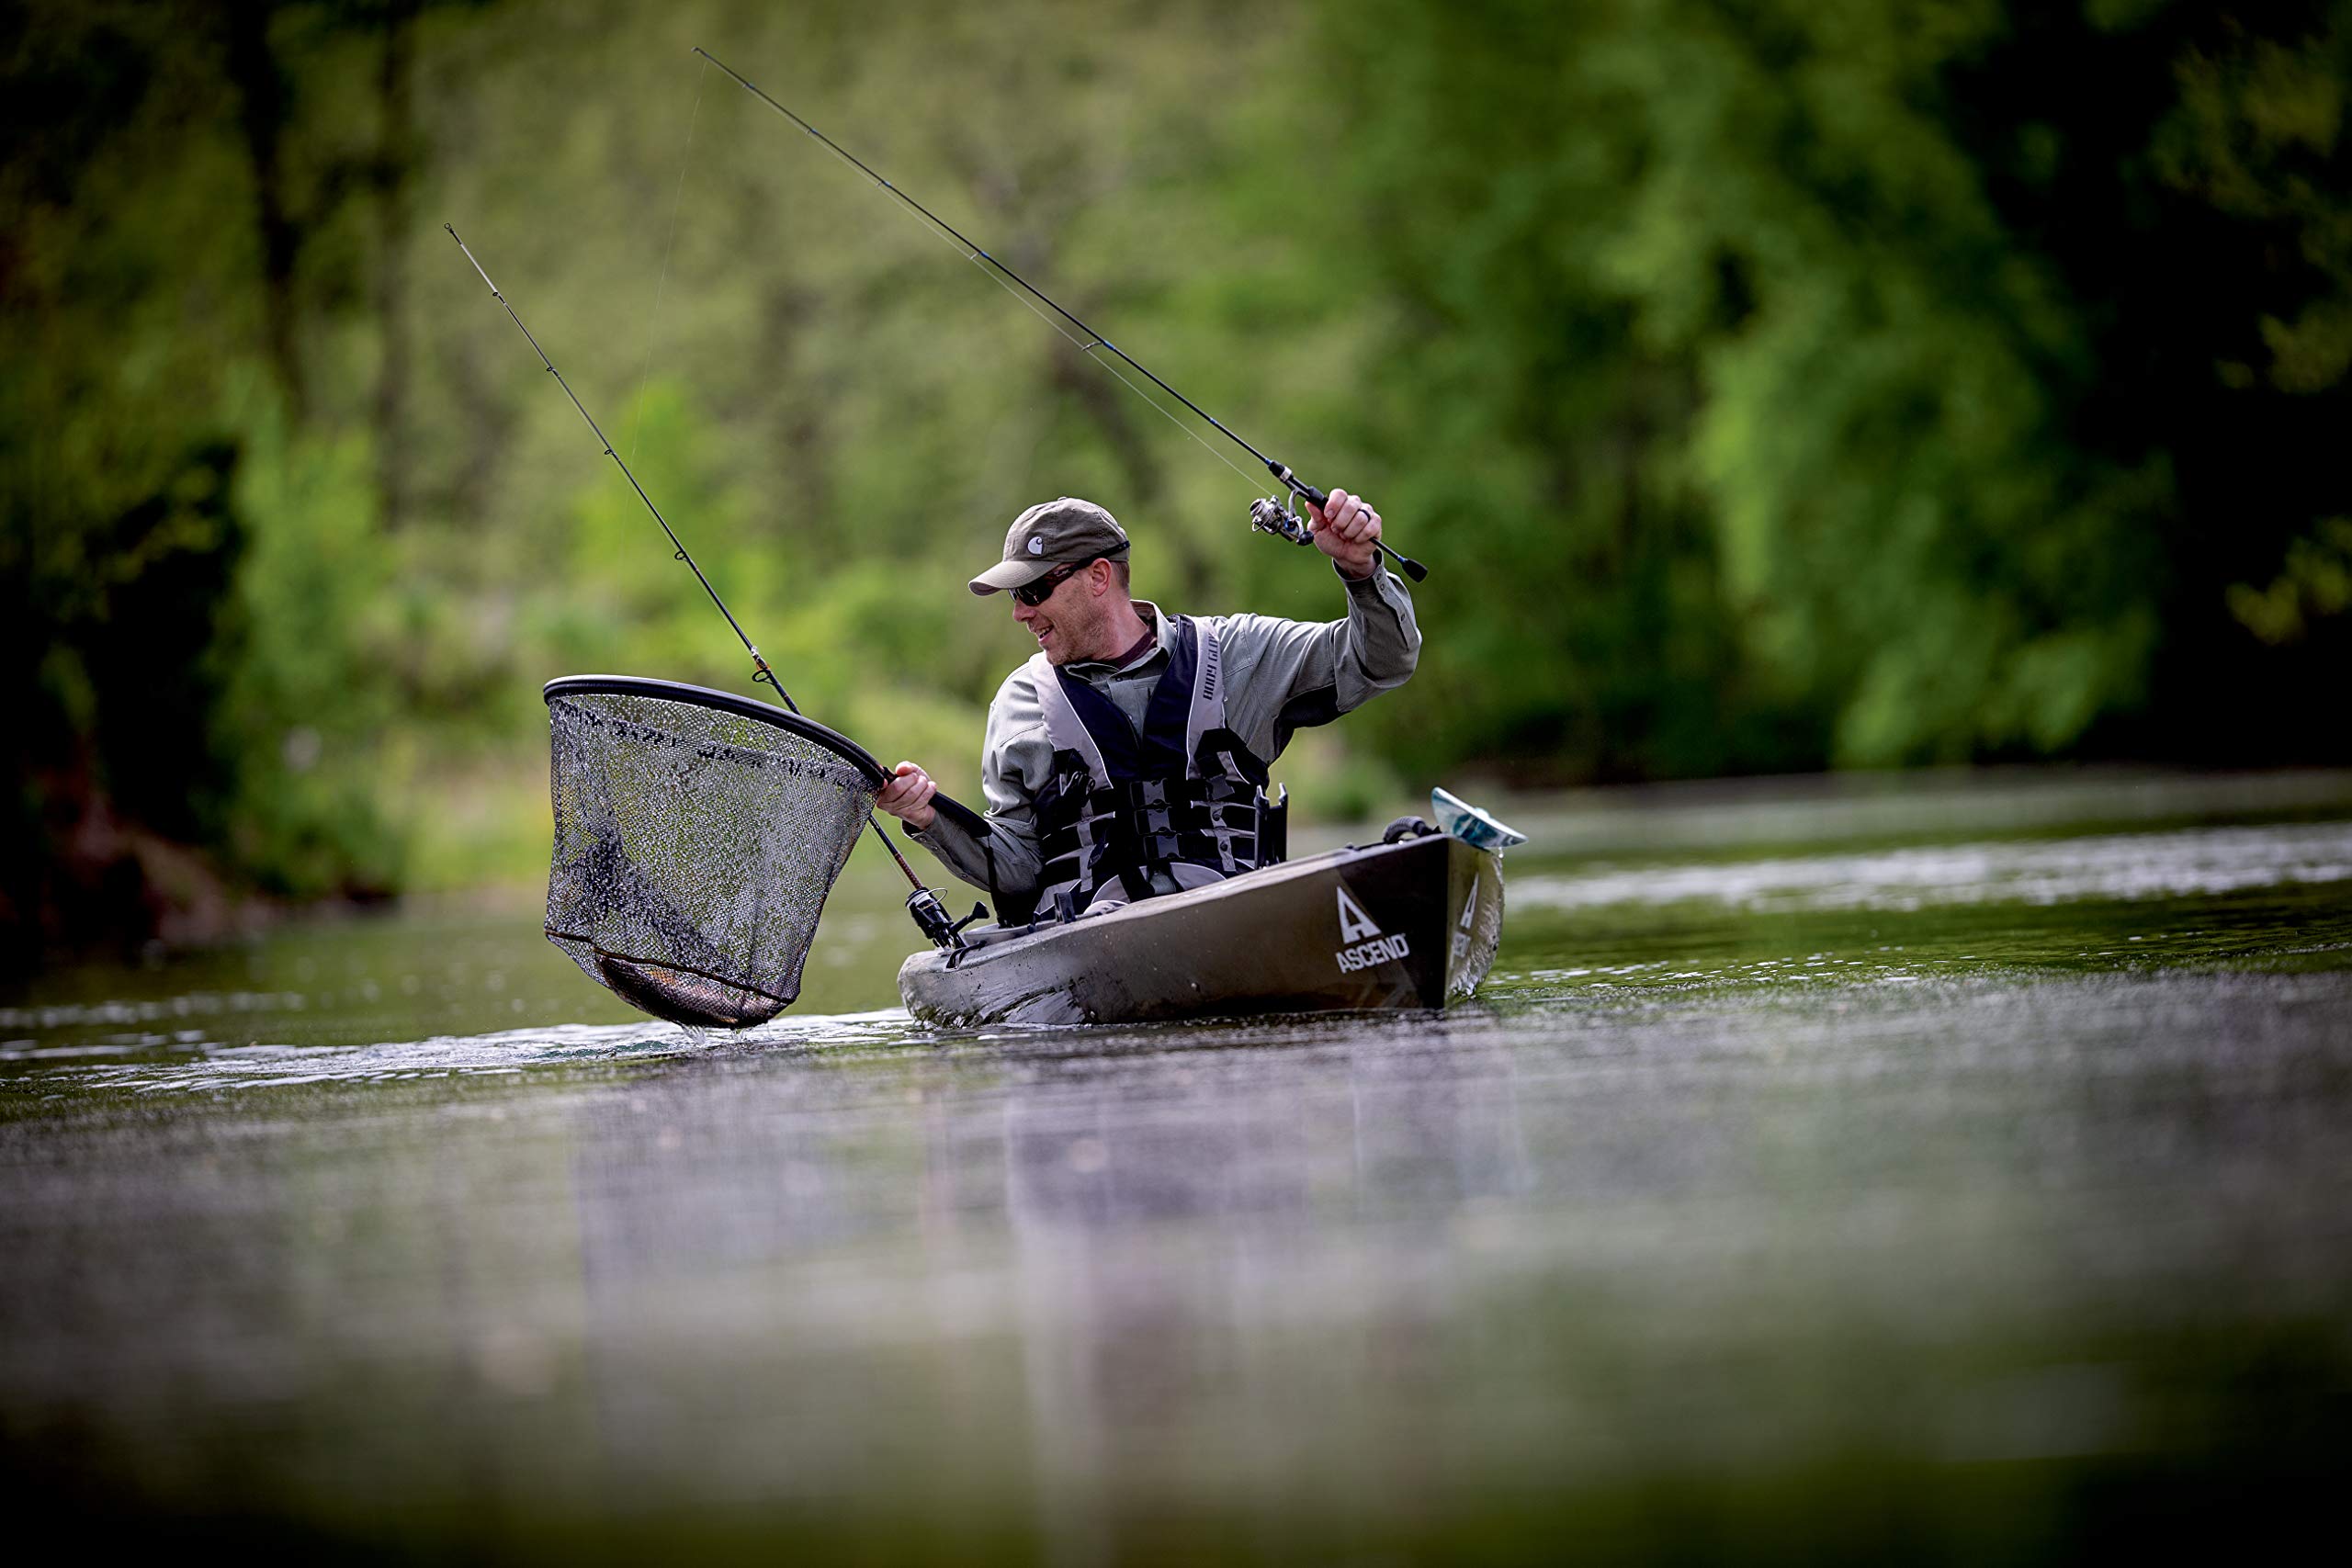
[1029,615,1284,917]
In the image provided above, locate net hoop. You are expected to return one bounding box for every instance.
[540,673,888,1028]
[541,674,891,789]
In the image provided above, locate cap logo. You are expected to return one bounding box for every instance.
[1028,537,1043,555]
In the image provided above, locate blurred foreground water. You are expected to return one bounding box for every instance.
[5,769,2351,1561]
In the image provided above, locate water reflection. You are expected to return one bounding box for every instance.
[989,1023,1532,1545]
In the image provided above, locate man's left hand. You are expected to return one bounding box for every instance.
[1307,487,1382,580]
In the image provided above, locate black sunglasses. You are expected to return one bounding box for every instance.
[1012,558,1093,607]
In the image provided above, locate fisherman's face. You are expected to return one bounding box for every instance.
[1012,559,1104,666]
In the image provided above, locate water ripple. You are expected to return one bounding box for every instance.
[1515,820,2352,914]
[7,1008,922,1097]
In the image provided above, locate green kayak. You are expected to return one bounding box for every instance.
[898,829,1504,1028]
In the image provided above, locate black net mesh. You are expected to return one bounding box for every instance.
[542,677,883,1029]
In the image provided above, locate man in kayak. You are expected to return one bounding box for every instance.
[873,490,1419,922]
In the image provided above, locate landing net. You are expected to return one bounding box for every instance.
[542,675,887,1029]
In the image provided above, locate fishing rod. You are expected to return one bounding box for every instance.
[693,45,1430,584]
[443,223,972,952]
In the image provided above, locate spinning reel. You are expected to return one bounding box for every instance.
[1246,467,1430,582]
[1250,493,1317,547]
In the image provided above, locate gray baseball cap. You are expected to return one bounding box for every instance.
[968,497,1131,595]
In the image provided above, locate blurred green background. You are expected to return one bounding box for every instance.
[6,0,2348,962]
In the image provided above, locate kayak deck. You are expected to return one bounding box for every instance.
[898,831,1503,1028]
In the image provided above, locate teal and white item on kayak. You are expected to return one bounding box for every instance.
[1431,787,1528,853]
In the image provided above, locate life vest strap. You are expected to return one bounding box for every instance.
[1037,773,1274,915]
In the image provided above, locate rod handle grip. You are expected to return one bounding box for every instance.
[1272,463,1428,581]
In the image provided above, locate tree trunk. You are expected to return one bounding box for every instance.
[220,1,307,421]
[374,0,419,529]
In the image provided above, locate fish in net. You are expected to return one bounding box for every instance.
[542,676,888,1028]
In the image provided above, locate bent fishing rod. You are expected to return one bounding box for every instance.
[443,223,973,952]
[693,46,1430,584]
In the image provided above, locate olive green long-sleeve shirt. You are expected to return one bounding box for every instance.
[909,563,1419,898]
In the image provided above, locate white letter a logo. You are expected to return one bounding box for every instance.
[1336,886,1382,943]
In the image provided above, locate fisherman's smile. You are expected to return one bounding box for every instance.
[1012,565,1089,661]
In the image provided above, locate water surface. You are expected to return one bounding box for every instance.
[5,770,2350,1560]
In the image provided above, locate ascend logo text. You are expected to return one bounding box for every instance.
[1334,886,1410,973]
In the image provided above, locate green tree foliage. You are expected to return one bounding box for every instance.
[1330,0,2352,766]
[3,1,413,955]
[5,0,2350,954]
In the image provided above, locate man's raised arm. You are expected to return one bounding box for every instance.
[1220,486,1421,751]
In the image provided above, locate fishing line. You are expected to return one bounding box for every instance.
[953,243,1266,493]
[443,222,972,951]
[628,53,711,464]
[692,45,1428,581]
